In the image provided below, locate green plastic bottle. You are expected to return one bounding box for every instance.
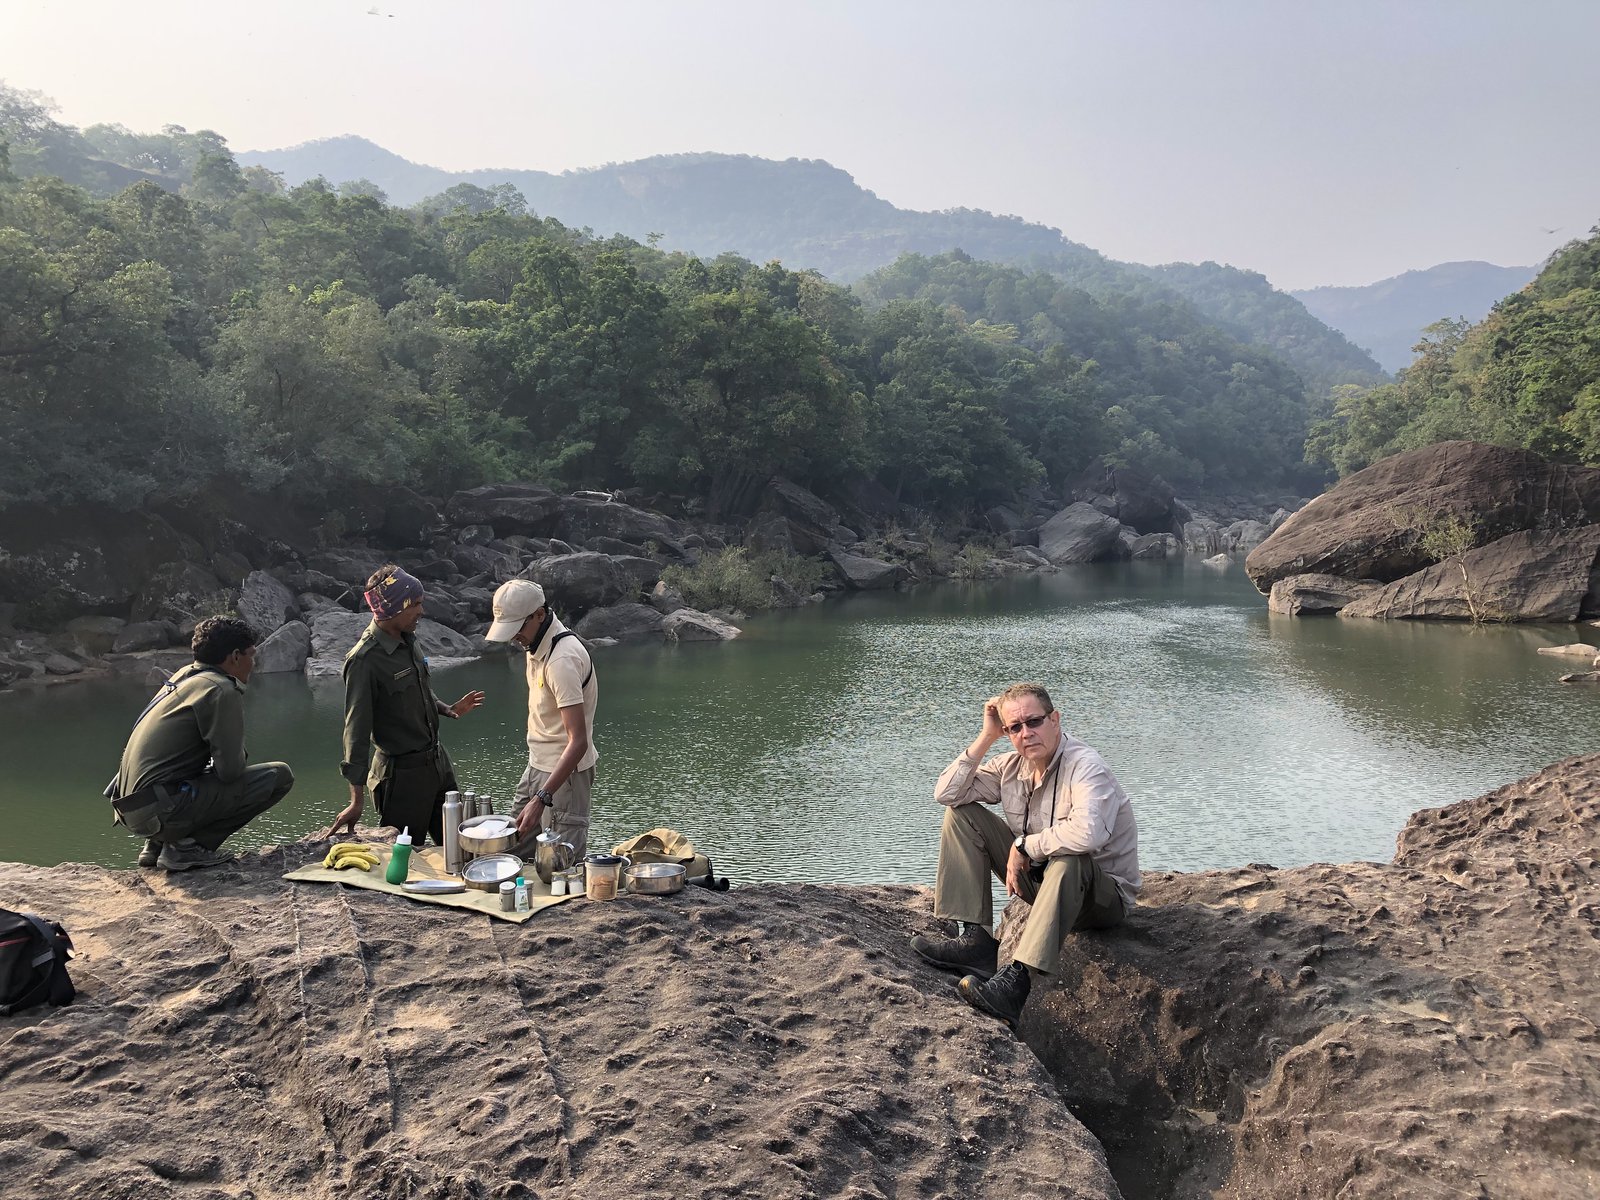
[385,827,413,884]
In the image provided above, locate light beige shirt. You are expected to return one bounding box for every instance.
[935,733,1141,909]
[523,616,599,773]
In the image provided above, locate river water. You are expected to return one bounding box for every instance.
[4,561,1596,884]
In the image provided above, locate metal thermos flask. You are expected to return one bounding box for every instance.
[442,791,464,874]
[476,793,494,819]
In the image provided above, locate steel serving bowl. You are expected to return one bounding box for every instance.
[626,861,686,896]
[462,852,524,892]
[458,814,519,858]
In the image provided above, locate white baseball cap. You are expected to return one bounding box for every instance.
[485,579,547,642]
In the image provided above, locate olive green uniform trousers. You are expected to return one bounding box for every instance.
[119,763,295,851]
[934,801,1124,976]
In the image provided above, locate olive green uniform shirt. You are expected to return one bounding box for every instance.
[340,622,453,790]
[117,664,247,796]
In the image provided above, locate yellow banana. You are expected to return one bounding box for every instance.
[331,852,379,871]
[323,842,378,868]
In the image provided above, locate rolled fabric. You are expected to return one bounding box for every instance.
[364,568,425,620]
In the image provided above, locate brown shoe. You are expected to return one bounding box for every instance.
[910,924,998,980]
[137,839,162,868]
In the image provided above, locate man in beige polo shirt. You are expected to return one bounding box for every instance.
[911,682,1140,1030]
[484,579,599,857]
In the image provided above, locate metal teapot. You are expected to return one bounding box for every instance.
[531,827,577,885]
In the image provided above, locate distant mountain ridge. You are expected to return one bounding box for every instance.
[237,136,1386,390]
[1291,261,1538,374]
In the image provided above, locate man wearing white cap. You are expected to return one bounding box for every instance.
[485,578,599,857]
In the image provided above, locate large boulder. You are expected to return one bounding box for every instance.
[826,549,907,590]
[379,488,441,549]
[552,497,681,550]
[63,615,126,656]
[306,610,372,677]
[1246,441,1600,593]
[237,570,298,637]
[1222,519,1270,554]
[111,621,178,653]
[254,619,311,674]
[451,543,523,584]
[444,483,563,536]
[414,619,477,660]
[574,603,664,642]
[305,548,388,590]
[662,608,741,641]
[1071,465,1184,535]
[1039,503,1124,564]
[1268,573,1384,616]
[757,478,841,556]
[525,553,644,616]
[1339,526,1600,622]
[1128,533,1177,560]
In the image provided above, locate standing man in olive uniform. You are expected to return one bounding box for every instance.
[111,615,295,871]
[330,565,484,845]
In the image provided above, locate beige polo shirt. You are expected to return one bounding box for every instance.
[523,616,599,773]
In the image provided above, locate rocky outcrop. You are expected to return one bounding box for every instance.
[305,610,372,677]
[443,482,564,534]
[755,477,852,556]
[1267,573,1383,616]
[1039,503,1124,564]
[573,603,664,642]
[526,552,648,615]
[1247,441,1600,592]
[1072,465,1186,535]
[999,755,1600,1198]
[1339,526,1600,621]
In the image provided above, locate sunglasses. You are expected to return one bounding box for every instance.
[1002,711,1053,736]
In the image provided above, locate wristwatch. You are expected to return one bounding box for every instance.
[534,787,554,803]
[1013,834,1030,859]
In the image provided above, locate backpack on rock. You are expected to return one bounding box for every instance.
[0,909,75,1016]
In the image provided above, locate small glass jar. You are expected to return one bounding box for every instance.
[551,876,567,896]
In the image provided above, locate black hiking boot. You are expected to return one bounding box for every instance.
[137,838,162,868]
[958,961,1032,1029]
[157,839,233,872]
[910,923,998,981]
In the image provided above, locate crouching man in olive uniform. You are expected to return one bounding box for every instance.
[330,564,484,845]
[110,616,295,871]
[911,683,1140,1029]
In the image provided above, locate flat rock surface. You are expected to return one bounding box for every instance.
[0,854,1119,1200]
[1017,755,1600,1198]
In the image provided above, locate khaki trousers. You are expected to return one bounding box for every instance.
[512,764,594,859]
[934,802,1124,975]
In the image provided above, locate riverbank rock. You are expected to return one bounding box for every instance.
[1040,503,1124,564]
[526,552,646,615]
[305,610,371,676]
[0,858,1120,1200]
[573,602,664,642]
[826,547,908,590]
[994,755,1600,1198]
[1246,441,1600,593]
[1267,573,1383,616]
[254,619,312,674]
[237,569,299,637]
[1338,526,1600,622]
[662,608,741,641]
[1072,465,1186,535]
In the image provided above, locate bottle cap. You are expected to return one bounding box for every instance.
[515,876,526,886]
[395,827,412,846]
[499,880,515,893]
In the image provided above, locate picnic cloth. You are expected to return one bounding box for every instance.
[283,843,573,923]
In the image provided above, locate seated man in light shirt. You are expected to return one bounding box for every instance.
[911,682,1140,1029]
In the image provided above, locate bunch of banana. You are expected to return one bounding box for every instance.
[323,843,380,872]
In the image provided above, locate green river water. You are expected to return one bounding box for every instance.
[3,560,1596,883]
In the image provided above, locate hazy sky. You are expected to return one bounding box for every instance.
[4,0,1597,289]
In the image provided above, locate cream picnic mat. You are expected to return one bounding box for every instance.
[283,842,574,923]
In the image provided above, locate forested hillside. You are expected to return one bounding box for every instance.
[1,92,1337,523]
[1293,261,1538,374]
[238,133,1381,391]
[1306,227,1600,475]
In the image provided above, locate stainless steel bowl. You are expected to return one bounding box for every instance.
[626,861,686,896]
[462,852,524,892]
[458,815,519,858]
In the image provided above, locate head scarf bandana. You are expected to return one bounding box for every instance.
[364,568,425,621]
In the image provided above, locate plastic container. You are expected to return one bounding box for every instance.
[551,875,567,896]
[514,876,531,913]
[385,828,413,885]
[499,880,516,912]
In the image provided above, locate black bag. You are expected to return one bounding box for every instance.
[0,909,75,1016]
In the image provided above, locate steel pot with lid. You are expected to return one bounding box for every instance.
[462,853,524,892]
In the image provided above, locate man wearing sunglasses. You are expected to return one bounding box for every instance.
[911,682,1140,1029]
